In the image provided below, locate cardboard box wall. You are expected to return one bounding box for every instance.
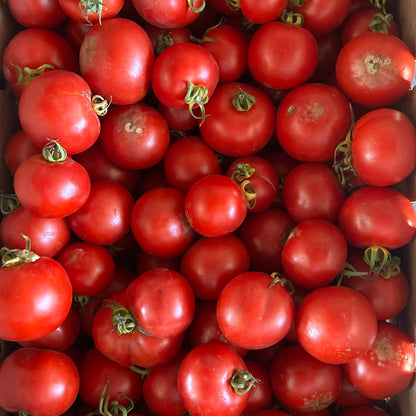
[0,1,416,415]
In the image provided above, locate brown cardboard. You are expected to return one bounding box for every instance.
[0,1,416,416]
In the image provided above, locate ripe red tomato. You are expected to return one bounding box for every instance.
[18,69,102,155]
[0,347,79,416]
[337,186,416,249]
[99,102,170,170]
[177,342,253,416]
[216,271,295,349]
[239,0,287,23]
[79,17,154,105]
[275,82,352,162]
[336,32,415,108]
[343,321,416,399]
[184,174,248,237]
[58,0,124,24]
[199,82,275,157]
[269,343,343,412]
[248,21,318,90]
[4,130,40,174]
[295,286,378,364]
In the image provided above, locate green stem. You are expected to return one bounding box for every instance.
[0,192,20,215]
[42,139,67,162]
[230,369,259,395]
[184,82,209,123]
[1,235,40,267]
[232,87,256,112]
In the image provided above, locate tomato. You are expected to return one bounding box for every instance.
[238,0,287,24]
[78,346,142,408]
[216,271,295,349]
[343,321,416,399]
[349,108,416,187]
[99,102,170,170]
[58,0,125,24]
[335,32,415,108]
[177,342,253,416]
[13,142,91,219]
[337,186,416,249]
[0,205,71,258]
[68,180,134,246]
[335,375,372,408]
[281,219,348,289]
[269,343,343,412]
[131,0,204,28]
[239,207,296,273]
[226,156,279,213]
[247,21,318,90]
[136,249,181,274]
[289,0,351,36]
[184,174,248,237]
[0,240,73,341]
[199,82,275,157]
[199,23,249,83]
[127,267,195,337]
[275,82,352,162]
[18,69,101,155]
[295,285,378,364]
[180,234,250,300]
[65,18,91,50]
[157,101,199,131]
[4,130,40,174]
[0,347,79,416]
[151,43,219,121]
[2,28,78,99]
[144,23,192,55]
[131,187,197,258]
[282,163,346,223]
[7,0,68,28]
[79,17,154,105]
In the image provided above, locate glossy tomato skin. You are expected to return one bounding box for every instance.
[276,82,352,162]
[18,70,100,155]
[269,343,343,412]
[295,286,378,364]
[68,180,134,246]
[343,321,416,399]
[199,82,275,157]
[99,102,170,170]
[14,153,91,219]
[239,0,287,24]
[337,186,416,249]
[350,108,416,186]
[2,28,78,99]
[177,342,250,416]
[184,174,248,237]
[0,348,79,416]
[248,21,318,90]
[0,256,73,341]
[216,271,295,349]
[79,18,154,105]
[131,187,197,258]
[336,32,415,108]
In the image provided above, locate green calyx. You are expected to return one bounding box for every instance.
[1,235,40,267]
[232,87,256,112]
[79,0,107,25]
[42,139,67,163]
[10,63,55,86]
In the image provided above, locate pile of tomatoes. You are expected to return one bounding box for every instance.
[1,0,416,415]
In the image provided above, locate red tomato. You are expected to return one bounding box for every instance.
[177,342,253,416]
[295,286,378,364]
[281,219,348,289]
[131,187,197,258]
[68,180,134,246]
[65,18,91,50]
[58,0,125,24]
[239,0,287,24]
[343,321,416,399]
[275,82,352,162]
[79,17,154,105]
[269,343,343,412]
[248,21,318,90]
[157,101,199,131]
[335,375,372,408]
[199,82,275,157]
[99,102,170,170]
[184,174,248,237]
[2,28,78,99]
[282,163,346,223]
[0,243,73,341]
[180,234,250,300]
[0,348,79,416]
[350,108,416,186]
[337,186,416,249]
[144,23,192,55]
[4,130,40,174]
[336,32,415,108]
[0,205,71,258]
[18,69,101,155]
[13,143,91,219]
[136,249,181,274]
[216,271,295,349]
